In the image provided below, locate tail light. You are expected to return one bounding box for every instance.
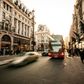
[60,52,64,56]
[48,53,52,56]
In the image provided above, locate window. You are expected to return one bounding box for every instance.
[27,26,29,37]
[25,25,26,36]
[3,2,5,8]
[3,12,5,19]
[14,18,17,32]
[19,15,21,18]
[25,19,27,22]
[22,17,24,20]
[18,21,20,34]
[9,6,12,12]
[15,12,17,16]
[5,23,8,31]
[28,20,29,24]
[3,2,11,12]
[9,16,12,21]
[22,23,24,35]
[7,4,9,11]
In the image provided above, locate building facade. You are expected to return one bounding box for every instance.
[69,0,84,50]
[0,0,34,55]
[35,24,50,51]
[69,5,78,49]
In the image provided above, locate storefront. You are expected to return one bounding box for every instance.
[0,33,30,55]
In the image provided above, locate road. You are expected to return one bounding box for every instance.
[0,53,84,84]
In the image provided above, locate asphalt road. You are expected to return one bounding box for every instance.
[0,54,84,84]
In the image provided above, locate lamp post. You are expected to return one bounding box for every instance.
[32,10,36,51]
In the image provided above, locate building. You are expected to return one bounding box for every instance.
[0,0,34,55]
[77,0,84,49]
[69,5,78,49]
[69,0,84,49]
[35,24,50,51]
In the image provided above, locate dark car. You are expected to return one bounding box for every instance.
[42,49,49,56]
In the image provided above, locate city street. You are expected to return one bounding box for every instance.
[0,52,84,84]
[0,0,84,84]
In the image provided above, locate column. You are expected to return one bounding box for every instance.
[0,38,1,50]
[0,0,3,22]
[27,26,29,37]
[11,8,15,31]
[11,36,13,51]
[20,22,22,35]
[23,23,25,36]
[15,19,18,34]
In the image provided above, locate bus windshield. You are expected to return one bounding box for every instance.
[52,45,62,52]
[51,41,62,52]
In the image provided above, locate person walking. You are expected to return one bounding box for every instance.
[79,49,84,63]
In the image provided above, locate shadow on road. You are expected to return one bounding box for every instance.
[48,58,64,64]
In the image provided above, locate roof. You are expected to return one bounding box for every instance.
[51,35,63,41]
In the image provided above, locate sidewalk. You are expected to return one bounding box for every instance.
[0,55,16,61]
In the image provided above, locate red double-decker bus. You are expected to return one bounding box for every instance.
[48,40,65,59]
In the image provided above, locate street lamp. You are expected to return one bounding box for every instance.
[32,9,36,51]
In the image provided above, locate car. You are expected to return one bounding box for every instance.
[0,59,13,66]
[8,52,40,67]
[42,49,49,56]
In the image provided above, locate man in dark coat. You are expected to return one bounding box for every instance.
[79,49,84,63]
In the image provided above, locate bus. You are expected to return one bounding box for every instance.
[48,40,65,59]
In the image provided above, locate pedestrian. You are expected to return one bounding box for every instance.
[68,48,71,56]
[79,49,84,63]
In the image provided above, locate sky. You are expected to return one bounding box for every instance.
[20,0,75,38]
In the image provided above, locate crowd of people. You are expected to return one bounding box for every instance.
[67,47,84,63]
[0,48,21,56]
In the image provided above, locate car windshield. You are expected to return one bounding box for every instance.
[26,53,34,55]
[17,52,26,56]
[25,52,38,56]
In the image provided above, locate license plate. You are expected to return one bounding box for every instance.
[54,55,58,58]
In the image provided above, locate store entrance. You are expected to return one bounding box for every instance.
[1,35,11,55]
[1,43,11,55]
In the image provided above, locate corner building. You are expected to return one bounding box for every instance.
[0,0,33,55]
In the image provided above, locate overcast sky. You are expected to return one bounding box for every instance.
[20,0,75,38]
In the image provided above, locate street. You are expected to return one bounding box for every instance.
[0,53,84,84]
[0,0,84,84]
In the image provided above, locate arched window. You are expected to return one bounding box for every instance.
[2,35,11,42]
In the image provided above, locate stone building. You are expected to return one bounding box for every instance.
[69,5,78,49]
[0,0,34,55]
[35,24,50,51]
[73,0,84,49]
[69,0,84,49]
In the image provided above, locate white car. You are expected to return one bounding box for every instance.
[8,52,40,67]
